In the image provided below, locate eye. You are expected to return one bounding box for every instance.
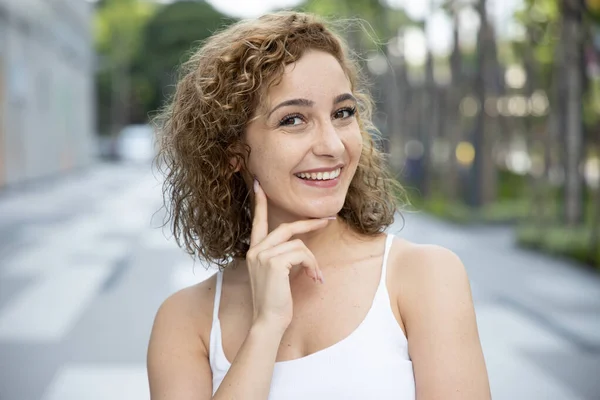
[333,106,357,120]
[279,113,305,127]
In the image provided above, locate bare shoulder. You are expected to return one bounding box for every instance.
[388,237,473,330]
[152,273,218,330]
[389,238,470,302]
[147,274,218,400]
[388,237,491,399]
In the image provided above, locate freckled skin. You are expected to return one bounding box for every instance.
[244,50,363,224]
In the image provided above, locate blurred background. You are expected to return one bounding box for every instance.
[0,0,599,399]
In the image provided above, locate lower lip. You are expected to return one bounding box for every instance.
[295,173,341,188]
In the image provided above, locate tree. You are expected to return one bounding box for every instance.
[560,0,586,225]
[468,0,499,207]
[439,0,466,202]
[299,0,410,48]
[134,1,233,117]
[94,0,157,136]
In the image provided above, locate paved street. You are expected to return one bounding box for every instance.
[0,162,598,400]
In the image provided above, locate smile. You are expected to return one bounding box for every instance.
[295,168,342,181]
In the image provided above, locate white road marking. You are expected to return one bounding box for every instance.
[0,265,112,341]
[41,365,149,400]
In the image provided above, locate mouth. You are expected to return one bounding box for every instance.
[294,167,342,181]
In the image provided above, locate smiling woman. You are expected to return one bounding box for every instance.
[148,11,491,400]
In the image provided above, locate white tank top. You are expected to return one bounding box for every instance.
[209,233,415,399]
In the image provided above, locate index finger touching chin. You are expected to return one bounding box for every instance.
[250,177,269,247]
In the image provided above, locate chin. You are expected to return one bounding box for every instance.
[300,201,345,219]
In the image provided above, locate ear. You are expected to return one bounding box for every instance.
[228,141,249,174]
[230,156,242,173]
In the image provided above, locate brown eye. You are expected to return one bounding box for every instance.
[333,107,357,119]
[279,114,304,127]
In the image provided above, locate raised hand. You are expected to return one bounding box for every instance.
[246,178,329,332]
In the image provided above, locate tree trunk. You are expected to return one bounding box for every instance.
[586,23,600,261]
[591,120,600,260]
[523,24,547,226]
[388,61,408,175]
[482,10,501,205]
[561,0,585,226]
[0,55,5,187]
[445,9,462,202]
[109,30,131,158]
[470,0,494,207]
[420,50,435,199]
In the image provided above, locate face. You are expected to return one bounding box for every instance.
[243,50,363,222]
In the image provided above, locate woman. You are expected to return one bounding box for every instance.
[147,11,491,400]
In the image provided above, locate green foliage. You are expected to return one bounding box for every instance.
[94,0,159,133]
[517,224,600,268]
[497,169,528,200]
[584,75,600,128]
[511,0,560,88]
[412,195,531,225]
[296,0,412,50]
[93,0,231,132]
[406,168,534,224]
[479,199,531,223]
[421,197,472,223]
[134,1,234,115]
[94,0,156,64]
[584,0,600,23]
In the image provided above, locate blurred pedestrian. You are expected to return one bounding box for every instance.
[147,11,490,400]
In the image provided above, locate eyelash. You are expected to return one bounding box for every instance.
[278,106,357,127]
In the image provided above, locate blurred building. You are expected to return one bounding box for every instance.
[0,0,95,188]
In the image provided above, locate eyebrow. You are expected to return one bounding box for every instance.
[266,93,357,119]
[333,93,356,105]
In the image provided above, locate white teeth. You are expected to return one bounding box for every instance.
[296,168,341,181]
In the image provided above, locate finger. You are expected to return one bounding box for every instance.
[257,239,322,280]
[256,240,323,283]
[256,239,305,260]
[268,249,320,282]
[253,218,330,253]
[250,178,268,247]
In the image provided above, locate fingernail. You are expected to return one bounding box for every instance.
[318,270,325,284]
[321,216,337,220]
[253,178,259,193]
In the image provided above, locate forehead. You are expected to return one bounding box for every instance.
[266,50,352,105]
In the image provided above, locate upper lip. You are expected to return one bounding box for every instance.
[295,164,344,174]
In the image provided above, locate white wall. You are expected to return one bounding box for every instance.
[0,0,95,187]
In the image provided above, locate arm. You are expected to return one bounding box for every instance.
[213,321,284,399]
[147,287,212,400]
[399,245,491,400]
[147,282,286,400]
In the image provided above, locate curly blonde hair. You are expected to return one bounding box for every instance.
[155,11,403,269]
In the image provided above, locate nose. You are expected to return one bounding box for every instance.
[312,120,344,158]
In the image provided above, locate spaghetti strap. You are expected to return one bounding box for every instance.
[379,233,394,287]
[213,271,224,323]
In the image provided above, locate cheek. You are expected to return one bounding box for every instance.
[248,141,295,179]
[346,129,364,160]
